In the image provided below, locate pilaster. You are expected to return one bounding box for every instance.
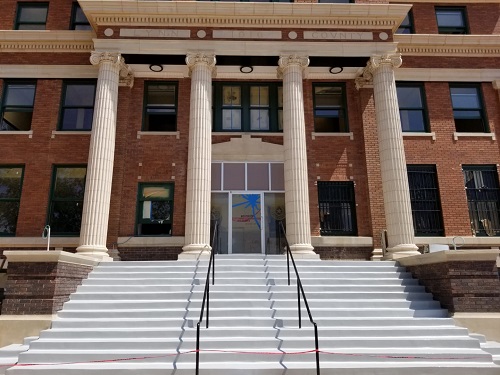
[181,53,216,259]
[277,55,315,257]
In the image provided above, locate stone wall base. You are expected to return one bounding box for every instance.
[118,247,183,261]
[315,247,373,260]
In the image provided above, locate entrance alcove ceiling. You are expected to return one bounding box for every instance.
[212,135,284,162]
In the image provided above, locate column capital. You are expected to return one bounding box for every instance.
[277,54,309,79]
[90,51,134,88]
[186,52,217,77]
[355,53,402,90]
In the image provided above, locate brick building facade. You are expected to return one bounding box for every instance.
[0,0,500,263]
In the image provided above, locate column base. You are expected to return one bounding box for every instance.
[179,244,212,260]
[383,243,420,260]
[371,248,383,261]
[76,245,113,262]
[288,244,319,259]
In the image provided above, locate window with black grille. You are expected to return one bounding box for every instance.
[318,181,357,236]
[407,165,444,236]
[463,165,500,237]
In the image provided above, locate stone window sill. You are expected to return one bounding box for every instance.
[137,131,180,139]
[51,130,91,138]
[311,132,354,140]
[0,130,33,138]
[453,132,496,141]
[403,132,436,141]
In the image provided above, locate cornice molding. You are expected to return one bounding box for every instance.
[78,1,411,32]
[0,31,93,52]
[395,34,500,57]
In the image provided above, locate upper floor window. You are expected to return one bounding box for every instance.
[396,12,414,34]
[407,165,444,236]
[1,81,36,131]
[59,81,96,131]
[450,84,487,133]
[463,165,500,237]
[318,181,357,236]
[15,3,48,30]
[143,83,177,131]
[137,183,173,236]
[70,3,91,30]
[0,166,24,236]
[396,83,428,132]
[313,84,348,133]
[213,83,282,132]
[48,166,86,235]
[435,7,468,34]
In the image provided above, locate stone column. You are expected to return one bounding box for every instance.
[278,55,315,257]
[76,52,131,261]
[357,54,419,259]
[181,53,216,259]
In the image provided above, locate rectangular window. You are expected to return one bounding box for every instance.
[396,12,414,34]
[137,183,173,236]
[407,165,444,236]
[213,83,282,132]
[15,3,48,30]
[70,3,91,30]
[435,7,468,34]
[463,165,500,237]
[0,166,24,236]
[396,83,428,132]
[313,84,348,133]
[48,166,86,235]
[450,84,487,132]
[143,83,177,131]
[59,81,96,130]
[318,181,357,236]
[1,81,36,131]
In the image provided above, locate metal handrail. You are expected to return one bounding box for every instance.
[195,221,218,375]
[278,221,320,375]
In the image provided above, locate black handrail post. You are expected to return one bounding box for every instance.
[314,322,320,375]
[297,281,301,329]
[195,221,218,375]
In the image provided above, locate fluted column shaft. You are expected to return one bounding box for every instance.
[77,52,125,260]
[181,53,216,257]
[278,55,315,255]
[370,54,419,258]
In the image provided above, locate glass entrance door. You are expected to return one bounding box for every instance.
[211,191,285,254]
[231,193,262,253]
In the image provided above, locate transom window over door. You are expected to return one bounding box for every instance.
[213,83,283,132]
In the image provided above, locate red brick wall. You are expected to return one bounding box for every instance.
[2,261,92,315]
[0,0,75,30]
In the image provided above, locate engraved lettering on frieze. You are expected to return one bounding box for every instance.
[304,31,373,41]
[212,30,282,39]
[119,29,191,38]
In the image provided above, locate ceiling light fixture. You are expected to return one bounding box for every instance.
[149,64,164,72]
[329,67,343,74]
[240,66,254,74]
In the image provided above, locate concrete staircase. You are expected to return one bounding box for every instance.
[4,255,500,374]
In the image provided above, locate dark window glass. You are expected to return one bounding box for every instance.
[313,84,348,133]
[435,7,468,34]
[463,166,500,237]
[0,167,24,236]
[59,81,96,130]
[407,165,444,236]
[450,84,486,132]
[396,12,414,34]
[137,183,173,236]
[396,83,428,132]
[48,167,86,235]
[15,3,48,30]
[70,3,91,30]
[1,82,36,131]
[318,181,357,236]
[213,83,282,133]
[143,83,177,131]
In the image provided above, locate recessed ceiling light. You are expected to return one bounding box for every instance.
[240,66,253,74]
[149,64,163,72]
[329,67,343,74]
